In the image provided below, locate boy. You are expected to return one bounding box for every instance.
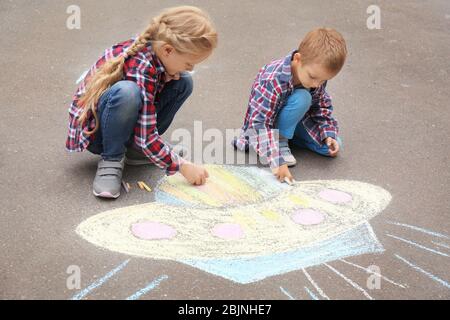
[233,28,347,183]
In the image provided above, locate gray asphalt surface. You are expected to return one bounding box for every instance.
[0,0,449,299]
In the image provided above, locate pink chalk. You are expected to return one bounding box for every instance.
[131,221,177,240]
[292,209,326,225]
[318,189,352,204]
[211,223,245,240]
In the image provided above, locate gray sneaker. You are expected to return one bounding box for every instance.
[125,144,187,166]
[93,157,125,199]
[279,139,297,167]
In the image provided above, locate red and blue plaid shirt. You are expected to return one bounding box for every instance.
[234,51,339,168]
[66,38,184,175]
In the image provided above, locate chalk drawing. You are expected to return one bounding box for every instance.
[339,259,407,289]
[394,254,450,289]
[126,275,169,300]
[432,241,450,250]
[324,263,374,300]
[386,221,450,240]
[71,259,130,300]
[302,269,330,299]
[279,286,295,300]
[304,286,319,300]
[76,165,391,284]
[386,234,449,257]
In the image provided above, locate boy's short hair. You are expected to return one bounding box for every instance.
[298,28,347,73]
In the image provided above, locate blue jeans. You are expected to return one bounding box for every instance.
[276,88,342,156]
[87,74,193,161]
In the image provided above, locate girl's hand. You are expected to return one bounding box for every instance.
[179,162,209,186]
[272,164,294,184]
[324,137,340,157]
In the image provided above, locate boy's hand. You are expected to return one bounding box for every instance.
[272,164,294,184]
[180,162,209,186]
[324,137,339,157]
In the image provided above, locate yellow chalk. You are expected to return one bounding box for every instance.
[138,181,152,192]
[288,195,309,207]
[261,210,281,221]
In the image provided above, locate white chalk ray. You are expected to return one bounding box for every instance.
[279,286,296,300]
[324,263,374,300]
[301,268,330,300]
[386,221,450,240]
[339,259,407,289]
[304,286,319,300]
[394,254,450,289]
[432,241,450,250]
[76,165,391,284]
[386,234,449,258]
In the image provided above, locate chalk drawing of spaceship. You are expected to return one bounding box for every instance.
[76,165,391,284]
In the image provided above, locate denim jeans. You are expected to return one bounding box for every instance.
[276,88,342,156]
[87,73,193,161]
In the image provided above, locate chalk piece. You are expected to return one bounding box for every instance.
[121,181,129,193]
[140,181,152,192]
[284,177,295,186]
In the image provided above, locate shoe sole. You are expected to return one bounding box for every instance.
[93,190,120,199]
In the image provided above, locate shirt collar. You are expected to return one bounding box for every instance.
[279,50,297,85]
[145,41,166,74]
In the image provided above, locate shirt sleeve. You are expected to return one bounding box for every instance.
[128,61,184,176]
[244,79,286,168]
[309,81,339,141]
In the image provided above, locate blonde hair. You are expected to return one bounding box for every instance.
[298,28,347,73]
[78,6,218,135]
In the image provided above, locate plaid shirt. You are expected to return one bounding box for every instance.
[234,51,339,168]
[66,38,184,175]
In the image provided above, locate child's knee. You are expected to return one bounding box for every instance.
[109,81,142,114]
[287,89,312,110]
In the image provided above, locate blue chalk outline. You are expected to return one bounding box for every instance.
[126,275,169,300]
[71,259,130,300]
[180,222,384,284]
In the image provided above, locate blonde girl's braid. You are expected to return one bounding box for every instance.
[77,6,217,136]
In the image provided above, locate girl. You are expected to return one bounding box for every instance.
[66,6,218,199]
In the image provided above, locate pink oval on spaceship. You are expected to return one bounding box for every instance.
[212,223,245,240]
[292,209,326,225]
[131,221,177,240]
[319,189,352,204]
